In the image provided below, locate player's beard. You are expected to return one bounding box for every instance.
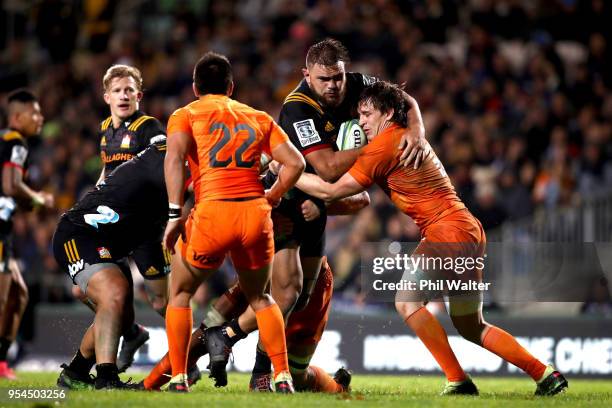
[316,88,345,108]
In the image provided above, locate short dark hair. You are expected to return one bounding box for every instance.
[193,52,233,95]
[7,89,37,105]
[359,81,409,127]
[306,38,349,67]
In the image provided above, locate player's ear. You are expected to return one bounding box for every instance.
[302,67,310,84]
[227,80,234,97]
[192,82,199,98]
[103,91,111,105]
[136,90,143,102]
[384,108,394,121]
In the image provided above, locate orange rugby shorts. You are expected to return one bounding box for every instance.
[180,197,274,270]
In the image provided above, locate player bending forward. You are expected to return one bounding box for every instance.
[294,81,568,397]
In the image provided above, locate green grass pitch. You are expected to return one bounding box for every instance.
[0,372,610,407]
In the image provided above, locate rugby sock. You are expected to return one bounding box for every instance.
[67,349,96,375]
[222,319,247,346]
[0,337,11,361]
[252,346,271,374]
[482,325,546,381]
[405,307,467,382]
[96,363,119,381]
[166,306,193,377]
[122,324,141,341]
[144,324,208,389]
[144,355,171,390]
[307,365,342,393]
[255,304,289,378]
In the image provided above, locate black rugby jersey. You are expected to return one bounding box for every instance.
[99,110,166,174]
[278,72,376,174]
[65,140,168,257]
[0,129,29,234]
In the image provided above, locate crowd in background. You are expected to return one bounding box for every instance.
[0,0,611,316]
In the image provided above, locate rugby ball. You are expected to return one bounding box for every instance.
[336,119,367,150]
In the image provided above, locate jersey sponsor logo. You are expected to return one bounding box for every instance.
[149,134,166,145]
[64,239,84,278]
[84,205,120,229]
[120,135,132,149]
[293,119,321,147]
[68,259,85,278]
[97,247,111,259]
[101,151,134,163]
[325,121,335,132]
[10,145,27,167]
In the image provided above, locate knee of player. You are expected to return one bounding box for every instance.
[151,298,168,317]
[394,300,423,319]
[71,285,87,302]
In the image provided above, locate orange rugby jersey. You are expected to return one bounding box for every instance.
[167,95,289,201]
[349,124,466,230]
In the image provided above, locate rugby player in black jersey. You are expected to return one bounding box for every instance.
[200,38,429,389]
[0,90,54,379]
[52,140,168,389]
[70,65,174,375]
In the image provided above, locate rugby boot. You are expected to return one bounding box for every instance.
[117,325,149,373]
[0,361,16,380]
[333,367,352,392]
[440,375,479,396]
[57,363,94,390]
[249,371,273,392]
[535,366,568,396]
[274,371,295,394]
[167,374,190,393]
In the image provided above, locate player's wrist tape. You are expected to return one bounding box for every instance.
[168,203,182,220]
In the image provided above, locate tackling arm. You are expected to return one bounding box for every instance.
[326,191,370,215]
[295,171,365,202]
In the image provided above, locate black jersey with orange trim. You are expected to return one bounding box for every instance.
[99,110,166,174]
[278,72,376,174]
[0,129,29,234]
[63,140,168,258]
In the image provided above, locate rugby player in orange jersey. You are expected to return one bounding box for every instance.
[141,257,350,394]
[294,81,568,397]
[162,52,305,393]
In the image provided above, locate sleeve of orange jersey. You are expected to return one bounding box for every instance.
[167,107,191,135]
[263,114,290,155]
[348,137,392,188]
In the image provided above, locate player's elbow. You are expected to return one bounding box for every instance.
[286,156,306,179]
